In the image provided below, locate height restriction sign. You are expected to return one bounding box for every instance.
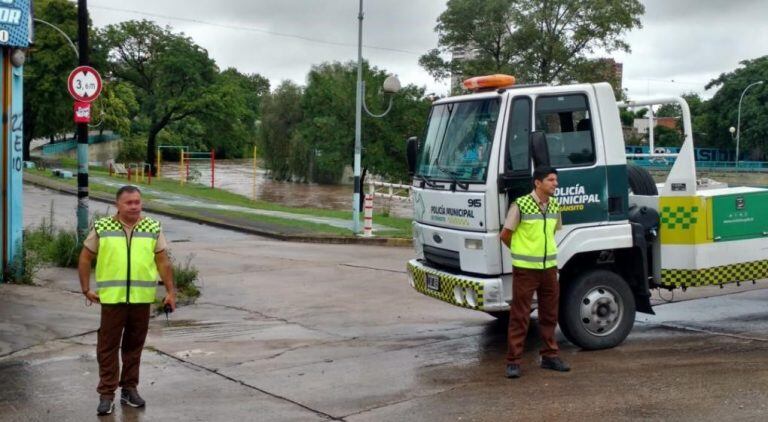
[67,66,102,102]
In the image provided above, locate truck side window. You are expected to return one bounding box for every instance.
[535,94,595,167]
[505,97,532,172]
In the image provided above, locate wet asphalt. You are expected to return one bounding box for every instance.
[1,185,768,421]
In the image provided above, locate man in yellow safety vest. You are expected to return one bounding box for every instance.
[78,185,176,415]
[500,166,570,378]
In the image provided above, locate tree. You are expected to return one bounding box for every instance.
[257,81,303,180]
[703,56,768,157]
[23,0,81,159]
[90,82,139,136]
[294,61,429,183]
[96,20,219,172]
[420,0,644,87]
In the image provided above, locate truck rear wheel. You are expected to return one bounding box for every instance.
[627,164,658,195]
[559,269,635,350]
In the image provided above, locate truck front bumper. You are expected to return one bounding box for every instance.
[407,259,509,312]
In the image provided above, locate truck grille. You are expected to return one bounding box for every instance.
[423,245,461,271]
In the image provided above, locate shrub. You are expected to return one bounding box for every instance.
[117,136,148,163]
[172,253,201,300]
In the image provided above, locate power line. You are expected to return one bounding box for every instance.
[89,4,422,56]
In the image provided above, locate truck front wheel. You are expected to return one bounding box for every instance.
[559,269,636,350]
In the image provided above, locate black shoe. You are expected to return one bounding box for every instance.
[121,388,146,408]
[541,356,570,372]
[97,397,114,416]
[505,363,521,378]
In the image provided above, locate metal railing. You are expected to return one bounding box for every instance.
[40,134,121,156]
[367,181,412,201]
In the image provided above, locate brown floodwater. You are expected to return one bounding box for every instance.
[160,159,413,218]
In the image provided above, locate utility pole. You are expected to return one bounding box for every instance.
[76,0,89,237]
[353,0,364,234]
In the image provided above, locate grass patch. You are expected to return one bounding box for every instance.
[172,253,201,300]
[28,166,413,238]
[155,253,201,314]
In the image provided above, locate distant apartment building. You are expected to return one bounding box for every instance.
[450,46,478,93]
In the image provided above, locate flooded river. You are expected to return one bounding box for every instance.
[160,160,413,218]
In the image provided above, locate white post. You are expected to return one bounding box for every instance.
[363,193,374,237]
[648,106,655,154]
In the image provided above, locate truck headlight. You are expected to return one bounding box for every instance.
[465,238,483,250]
[464,288,478,307]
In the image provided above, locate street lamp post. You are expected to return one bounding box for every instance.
[353,0,400,235]
[728,126,736,163]
[33,18,79,58]
[735,80,764,168]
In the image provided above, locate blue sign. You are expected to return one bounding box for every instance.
[0,0,31,48]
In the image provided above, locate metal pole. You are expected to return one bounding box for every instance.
[735,81,764,168]
[76,0,89,238]
[352,0,364,235]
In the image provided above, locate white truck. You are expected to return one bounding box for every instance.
[405,74,768,350]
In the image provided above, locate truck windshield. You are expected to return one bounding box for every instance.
[416,98,500,183]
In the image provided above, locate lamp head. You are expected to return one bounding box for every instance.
[729,126,736,134]
[382,75,401,94]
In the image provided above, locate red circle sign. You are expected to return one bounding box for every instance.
[67,66,103,102]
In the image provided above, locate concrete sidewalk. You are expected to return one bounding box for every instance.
[23,172,411,247]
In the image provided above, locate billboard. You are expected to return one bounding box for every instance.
[0,0,31,48]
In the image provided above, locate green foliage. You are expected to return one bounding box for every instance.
[619,110,635,127]
[14,207,83,285]
[702,56,768,156]
[294,61,429,183]
[95,21,271,164]
[420,0,645,85]
[171,254,201,301]
[654,125,682,147]
[23,0,82,159]
[117,136,148,163]
[257,81,304,180]
[91,82,139,136]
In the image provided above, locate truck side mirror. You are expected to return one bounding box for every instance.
[530,131,550,168]
[406,136,419,176]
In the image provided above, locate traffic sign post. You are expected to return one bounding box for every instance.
[67,65,102,103]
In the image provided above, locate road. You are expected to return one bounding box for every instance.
[1,185,768,421]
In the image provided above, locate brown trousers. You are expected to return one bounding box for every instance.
[97,304,151,398]
[506,267,560,365]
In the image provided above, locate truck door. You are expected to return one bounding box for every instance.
[534,93,608,225]
[498,96,533,274]
[498,96,533,217]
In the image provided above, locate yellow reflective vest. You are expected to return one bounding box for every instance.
[510,194,559,270]
[94,216,160,304]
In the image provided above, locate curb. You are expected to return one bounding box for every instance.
[23,174,413,248]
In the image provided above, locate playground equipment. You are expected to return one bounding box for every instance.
[181,150,216,188]
[156,145,188,180]
[109,162,152,184]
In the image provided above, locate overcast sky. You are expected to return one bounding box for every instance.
[86,0,768,100]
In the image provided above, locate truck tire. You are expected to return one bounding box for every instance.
[627,164,658,195]
[559,269,636,350]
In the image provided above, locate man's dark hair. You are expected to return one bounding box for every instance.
[116,185,141,200]
[533,166,558,182]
